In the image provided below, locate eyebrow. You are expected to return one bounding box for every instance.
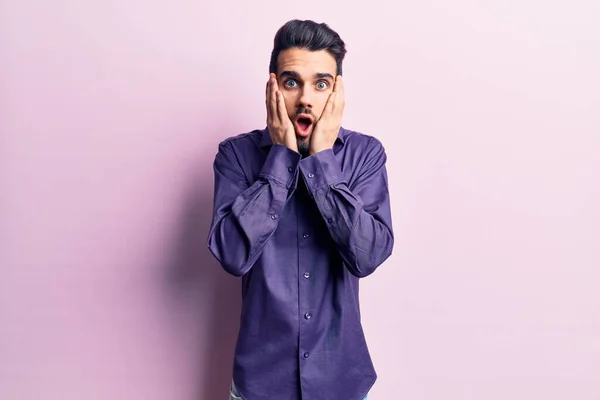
[279,71,335,81]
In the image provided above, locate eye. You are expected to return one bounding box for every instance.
[284,79,298,88]
[316,81,328,90]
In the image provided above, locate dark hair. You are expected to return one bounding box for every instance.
[269,19,347,76]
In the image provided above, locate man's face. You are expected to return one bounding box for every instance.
[276,48,337,155]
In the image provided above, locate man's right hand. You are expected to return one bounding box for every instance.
[266,73,298,152]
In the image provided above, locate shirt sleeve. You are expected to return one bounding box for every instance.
[207,141,301,276]
[298,137,394,277]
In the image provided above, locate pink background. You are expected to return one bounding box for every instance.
[1,1,599,399]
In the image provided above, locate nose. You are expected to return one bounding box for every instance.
[297,86,312,109]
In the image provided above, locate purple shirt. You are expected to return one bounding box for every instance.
[207,127,394,400]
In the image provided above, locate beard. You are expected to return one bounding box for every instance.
[294,106,313,157]
[297,135,311,157]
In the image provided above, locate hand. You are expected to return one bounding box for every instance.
[266,73,298,152]
[310,75,345,155]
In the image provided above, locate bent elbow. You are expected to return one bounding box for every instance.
[349,237,394,278]
[347,251,379,278]
[221,262,248,277]
[206,238,250,277]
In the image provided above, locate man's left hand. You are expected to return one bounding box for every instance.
[310,75,345,155]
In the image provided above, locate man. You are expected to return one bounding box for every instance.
[207,19,394,400]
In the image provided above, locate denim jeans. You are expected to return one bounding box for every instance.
[230,380,369,400]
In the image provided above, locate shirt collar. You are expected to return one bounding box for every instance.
[259,126,346,148]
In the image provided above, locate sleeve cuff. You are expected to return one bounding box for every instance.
[299,149,344,194]
[259,144,302,189]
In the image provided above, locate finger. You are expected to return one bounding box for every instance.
[271,73,280,92]
[330,76,343,114]
[276,90,288,121]
[266,77,270,101]
[320,92,333,120]
[333,76,344,102]
[266,79,273,122]
[316,93,333,126]
[266,78,271,105]
[335,75,344,96]
[265,78,271,123]
[324,92,336,117]
[268,76,278,122]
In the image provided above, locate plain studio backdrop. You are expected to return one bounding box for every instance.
[1,1,599,399]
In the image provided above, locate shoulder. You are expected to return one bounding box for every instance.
[341,127,387,156]
[217,128,264,153]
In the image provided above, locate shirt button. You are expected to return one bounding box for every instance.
[303,272,310,279]
[327,217,333,223]
[303,352,310,358]
[271,214,278,220]
[303,233,309,239]
[308,172,314,178]
[288,166,294,172]
[304,312,312,320]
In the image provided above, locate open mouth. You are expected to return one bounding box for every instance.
[295,115,313,137]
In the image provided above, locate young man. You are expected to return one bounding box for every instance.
[207,19,394,400]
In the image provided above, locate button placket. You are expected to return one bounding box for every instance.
[297,191,314,369]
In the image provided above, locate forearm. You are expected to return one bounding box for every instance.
[299,145,394,277]
[207,143,301,276]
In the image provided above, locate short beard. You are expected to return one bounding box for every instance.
[295,106,313,158]
[297,136,311,158]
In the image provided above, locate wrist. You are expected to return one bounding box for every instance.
[309,145,330,155]
[309,139,333,155]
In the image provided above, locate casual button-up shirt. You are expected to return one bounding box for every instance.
[207,126,394,400]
